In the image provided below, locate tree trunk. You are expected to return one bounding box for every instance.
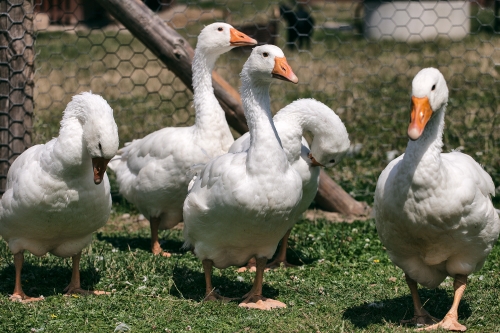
[96,0,367,216]
[0,0,35,195]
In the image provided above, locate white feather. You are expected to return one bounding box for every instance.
[0,92,118,257]
[375,68,500,289]
[230,98,350,227]
[108,23,241,231]
[183,45,303,268]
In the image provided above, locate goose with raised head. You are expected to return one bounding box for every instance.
[108,23,256,256]
[183,45,301,310]
[374,68,500,331]
[0,92,119,302]
[230,98,350,269]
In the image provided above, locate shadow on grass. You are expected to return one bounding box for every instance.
[169,265,282,303]
[281,247,316,266]
[0,260,104,299]
[97,233,185,255]
[274,233,319,266]
[342,288,472,329]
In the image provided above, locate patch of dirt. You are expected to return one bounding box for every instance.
[102,207,373,233]
[304,208,373,223]
[102,213,184,233]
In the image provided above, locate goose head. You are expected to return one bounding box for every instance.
[308,113,350,168]
[64,92,119,185]
[196,22,257,55]
[242,44,298,85]
[408,68,449,140]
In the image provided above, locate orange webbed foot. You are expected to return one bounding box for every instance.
[151,243,163,256]
[237,257,256,273]
[401,312,439,327]
[9,292,44,303]
[64,285,110,296]
[151,246,171,257]
[416,313,466,331]
[239,295,286,310]
[237,265,257,273]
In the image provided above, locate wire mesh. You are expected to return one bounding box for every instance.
[0,0,35,194]
[8,0,500,205]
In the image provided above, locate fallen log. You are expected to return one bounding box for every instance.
[316,170,368,216]
[96,0,368,216]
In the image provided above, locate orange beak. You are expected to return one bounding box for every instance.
[229,27,257,46]
[92,157,110,185]
[308,153,324,167]
[408,96,433,141]
[272,57,298,84]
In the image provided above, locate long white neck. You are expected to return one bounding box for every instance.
[402,106,445,177]
[273,121,303,164]
[45,117,91,178]
[192,49,231,137]
[274,114,310,165]
[240,75,288,174]
[273,103,331,163]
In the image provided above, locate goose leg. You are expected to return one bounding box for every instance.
[64,252,109,296]
[419,274,467,332]
[150,217,171,257]
[239,257,286,310]
[266,228,296,269]
[10,252,44,302]
[401,274,438,326]
[202,259,233,302]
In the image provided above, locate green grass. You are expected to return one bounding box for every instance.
[0,217,499,332]
[17,8,500,330]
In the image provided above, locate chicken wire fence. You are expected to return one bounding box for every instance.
[1,0,499,204]
[0,0,35,193]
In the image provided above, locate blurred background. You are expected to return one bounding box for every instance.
[1,0,499,208]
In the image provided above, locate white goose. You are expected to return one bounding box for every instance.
[183,45,301,310]
[374,68,500,331]
[108,23,256,256]
[0,92,119,302]
[230,99,350,269]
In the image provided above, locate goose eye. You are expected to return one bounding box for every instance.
[98,143,102,150]
[263,52,269,57]
[218,27,223,32]
[329,159,335,164]
[431,85,436,91]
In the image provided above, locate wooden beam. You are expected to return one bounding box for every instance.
[96,0,367,216]
[315,169,368,215]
